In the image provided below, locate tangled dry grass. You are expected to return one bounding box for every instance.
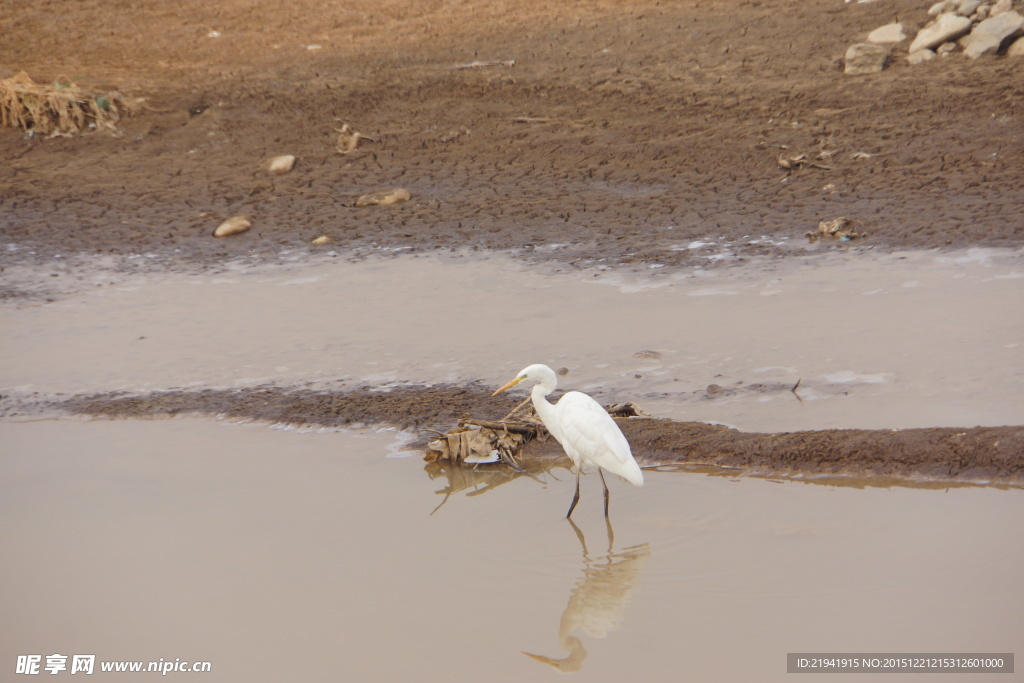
[0,71,134,137]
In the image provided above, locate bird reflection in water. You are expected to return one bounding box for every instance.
[423,458,557,515]
[524,520,651,673]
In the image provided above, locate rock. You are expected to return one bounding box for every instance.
[1007,35,1024,54]
[354,188,411,207]
[311,235,331,245]
[909,13,973,52]
[907,48,938,63]
[937,41,959,55]
[957,0,982,15]
[868,23,907,43]
[975,4,992,20]
[928,0,959,15]
[268,155,296,175]
[962,10,1024,56]
[844,43,889,73]
[213,216,251,238]
[990,0,1013,16]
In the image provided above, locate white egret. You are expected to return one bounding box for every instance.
[492,364,643,518]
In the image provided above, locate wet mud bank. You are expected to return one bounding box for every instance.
[622,419,1024,486]
[53,385,1024,487]
[56,384,512,432]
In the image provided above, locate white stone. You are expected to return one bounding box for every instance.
[268,155,296,175]
[1007,35,1024,54]
[957,0,982,14]
[213,216,252,238]
[990,0,1013,16]
[929,0,959,14]
[909,13,973,52]
[868,23,907,43]
[962,10,1024,56]
[907,48,938,63]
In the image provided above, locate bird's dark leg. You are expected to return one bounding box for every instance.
[566,467,582,519]
[599,469,610,518]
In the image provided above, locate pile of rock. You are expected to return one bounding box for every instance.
[844,0,1024,73]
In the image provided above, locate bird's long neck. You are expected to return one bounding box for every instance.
[531,382,558,426]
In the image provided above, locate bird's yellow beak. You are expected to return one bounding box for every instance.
[492,376,524,396]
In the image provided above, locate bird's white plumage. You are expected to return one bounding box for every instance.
[494,364,643,488]
[541,391,640,483]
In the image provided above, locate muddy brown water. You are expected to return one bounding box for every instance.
[2,248,1023,680]
[2,417,1022,682]
[3,247,1022,431]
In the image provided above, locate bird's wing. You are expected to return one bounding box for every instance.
[552,392,633,467]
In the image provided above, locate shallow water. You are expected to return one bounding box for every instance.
[2,248,1022,677]
[1,418,1021,682]
[2,247,1022,431]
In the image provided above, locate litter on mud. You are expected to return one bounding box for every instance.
[807,216,864,242]
[335,123,362,154]
[424,420,536,466]
[335,123,377,154]
[355,188,411,206]
[454,59,516,69]
[777,152,834,172]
